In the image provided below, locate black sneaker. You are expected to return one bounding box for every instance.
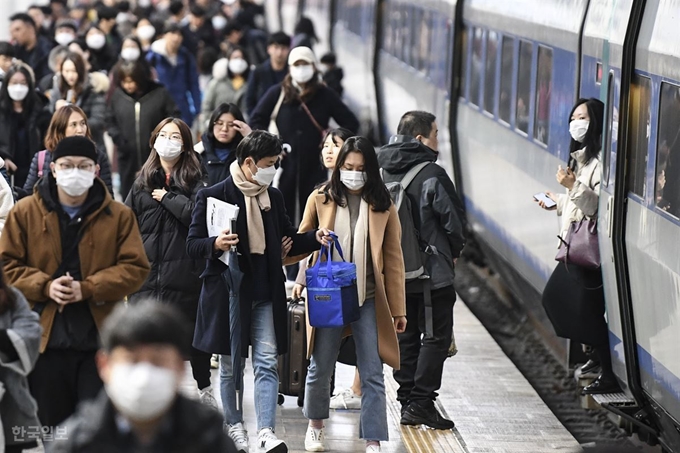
[400,401,454,430]
[579,359,601,376]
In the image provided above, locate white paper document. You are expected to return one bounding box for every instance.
[206,197,239,265]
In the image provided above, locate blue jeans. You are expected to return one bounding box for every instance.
[220,299,279,432]
[303,299,388,441]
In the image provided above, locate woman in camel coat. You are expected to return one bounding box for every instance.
[288,136,406,452]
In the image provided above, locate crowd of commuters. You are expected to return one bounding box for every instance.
[0,1,475,453]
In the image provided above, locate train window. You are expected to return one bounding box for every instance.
[516,40,532,133]
[627,74,651,198]
[460,26,468,99]
[498,36,513,123]
[418,11,431,74]
[483,31,499,114]
[655,82,680,216]
[469,27,483,107]
[534,46,552,145]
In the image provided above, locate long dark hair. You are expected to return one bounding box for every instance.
[568,98,605,168]
[138,118,203,193]
[324,136,391,212]
[319,127,353,167]
[0,263,16,315]
[58,51,87,99]
[207,103,246,147]
[0,63,37,116]
[114,60,152,94]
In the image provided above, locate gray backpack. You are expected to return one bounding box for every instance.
[382,162,435,336]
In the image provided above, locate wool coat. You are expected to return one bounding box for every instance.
[287,190,406,369]
[186,177,320,356]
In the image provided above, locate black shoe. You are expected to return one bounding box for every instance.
[579,359,601,376]
[400,401,455,430]
[582,375,621,395]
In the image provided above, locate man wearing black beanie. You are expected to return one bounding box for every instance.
[0,135,151,431]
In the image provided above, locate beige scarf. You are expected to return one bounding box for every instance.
[230,161,270,254]
[333,198,369,306]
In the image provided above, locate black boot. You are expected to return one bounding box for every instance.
[582,374,621,394]
[579,359,601,377]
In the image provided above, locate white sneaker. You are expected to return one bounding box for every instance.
[198,385,219,409]
[329,388,362,410]
[366,445,381,452]
[304,425,327,451]
[257,428,287,452]
[227,422,249,453]
[211,354,219,369]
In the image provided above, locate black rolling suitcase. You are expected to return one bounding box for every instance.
[278,297,309,406]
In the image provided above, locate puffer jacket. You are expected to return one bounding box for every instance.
[378,136,466,291]
[555,148,601,242]
[49,74,109,151]
[125,171,206,321]
[0,287,41,448]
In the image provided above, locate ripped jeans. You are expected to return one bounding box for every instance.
[220,299,279,432]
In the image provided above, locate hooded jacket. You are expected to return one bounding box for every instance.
[194,132,238,186]
[0,175,150,352]
[377,136,466,291]
[146,39,201,125]
[200,76,248,125]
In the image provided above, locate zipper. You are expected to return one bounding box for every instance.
[135,101,142,169]
[155,212,164,296]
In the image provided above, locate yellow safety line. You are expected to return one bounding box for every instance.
[384,366,467,453]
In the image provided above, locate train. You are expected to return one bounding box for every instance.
[272,0,680,450]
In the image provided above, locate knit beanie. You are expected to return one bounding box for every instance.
[52,136,98,163]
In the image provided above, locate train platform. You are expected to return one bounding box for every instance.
[173,300,582,453]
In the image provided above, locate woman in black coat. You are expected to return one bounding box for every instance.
[124,117,214,406]
[194,103,251,186]
[108,60,179,199]
[250,46,359,223]
[0,63,51,189]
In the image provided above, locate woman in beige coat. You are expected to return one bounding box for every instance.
[289,136,406,453]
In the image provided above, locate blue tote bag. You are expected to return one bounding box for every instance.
[306,233,361,328]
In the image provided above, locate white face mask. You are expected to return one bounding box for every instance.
[55,32,75,46]
[106,362,178,422]
[138,0,151,7]
[55,168,96,197]
[340,170,366,191]
[290,64,314,84]
[86,34,106,50]
[121,47,141,62]
[154,137,183,160]
[251,163,277,187]
[228,58,248,75]
[569,119,589,143]
[137,25,156,41]
[212,16,227,30]
[7,84,29,101]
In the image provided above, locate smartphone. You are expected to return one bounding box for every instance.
[534,192,557,208]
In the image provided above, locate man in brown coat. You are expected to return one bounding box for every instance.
[0,136,150,430]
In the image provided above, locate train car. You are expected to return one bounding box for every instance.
[455,0,589,347]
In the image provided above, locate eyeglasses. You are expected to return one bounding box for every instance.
[57,162,94,171]
[214,120,234,130]
[158,132,183,142]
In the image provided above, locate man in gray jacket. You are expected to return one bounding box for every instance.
[377,110,466,430]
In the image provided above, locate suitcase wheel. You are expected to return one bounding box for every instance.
[278,393,285,405]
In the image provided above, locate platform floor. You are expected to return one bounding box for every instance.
[176,301,582,453]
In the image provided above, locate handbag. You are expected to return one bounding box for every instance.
[555,217,600,269]
[306,233,360,328]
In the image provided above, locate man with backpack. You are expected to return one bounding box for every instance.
[377,110,466,430]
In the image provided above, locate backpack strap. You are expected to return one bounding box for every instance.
[400,162,431,189]
[37,150,47,178]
